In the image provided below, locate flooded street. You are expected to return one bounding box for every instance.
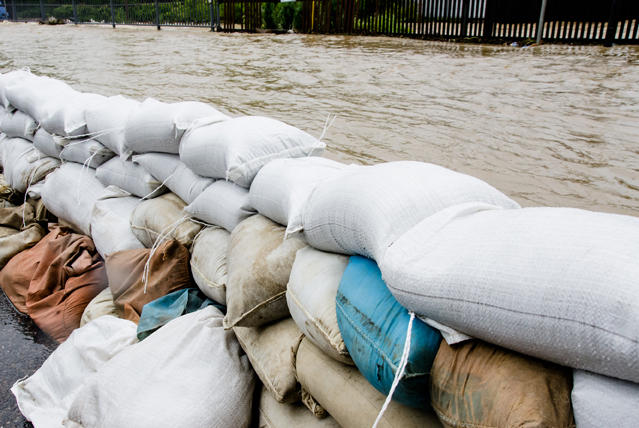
[0,21,638,424]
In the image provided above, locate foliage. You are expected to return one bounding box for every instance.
[261,1,301,30]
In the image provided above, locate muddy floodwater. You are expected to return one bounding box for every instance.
[0,21,639,424]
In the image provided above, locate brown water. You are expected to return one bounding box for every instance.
[1,22,639,215]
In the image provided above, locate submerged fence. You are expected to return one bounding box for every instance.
[4,0,639,44]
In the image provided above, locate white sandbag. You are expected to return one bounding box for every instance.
[11,316,138,428]
[85,95,140,157]
[287,247,352,365]
[190,226,230,305]
[41,93,106,137]
[249,157,347,236]
[33,128,63,158]
[42,163,106,235]
[303,161,520,261]
[185,180,256,232]
[296,338,443,428]
[67,307,255,428]
[80,288,120,327]
[60,139,116,168]
[0,109,38,141]
[91,193,144,258]
[0,69,33,110]
[572,370,639,428]
[133,153,214,205]
[234,318,304,403]
[381,202,639,383]
[129,192,202,248]
[257,384,342,428]
[5,74,80,124]
[123,98,227,157]
[1,137,60,193]
[180,116,325,188]
[95,157,167,199]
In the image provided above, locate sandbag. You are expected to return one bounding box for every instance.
[0,68,33,110]
[572,370,639,428]
[249,157,347,235]
[129,192,202,248]
[337,256,442,409]
[95,157,167,199]
[123,98,227,156]
[430,340,574,428]
[225,214,308,329]
[85,95,140,156]
[0,173,19,204]
[286,246,352,365]
[296,338,443,428]
[107,239,192,324]
[80,287,119,327]
[137,288,221,341]
[11,316,138,428]
[382,202,639,383]
[33,128,63,158]
[181,116,324,188]
[256,384,342,428]
[67,307,255,428]
[42,93,106,137]
[59,138,115,168]
[25,229,108,342]
[190,226,230,305]
[91,193,145,258]
[234,317,304,403]
[5,74,80,124]
[1,137,60,193]
[0,203,46,269]
[133,153,214,204]
[41,163,106,236]
[303,161,520,261]
[185,180,256,232]
[0,109,38,140]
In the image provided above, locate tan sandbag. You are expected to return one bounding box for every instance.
[0,225,18,238]
[190,226,229,305]
[80,287,119,327]
[429,340,575,428]
[106,239,192,324]
[129,192,202,248]
[295,338,443,428]
[0,223,45,270]
[0,201,36,229]
[26,228,108,342]
[225,215,308,329]
[234,317,304,404]
[257,383,342,428]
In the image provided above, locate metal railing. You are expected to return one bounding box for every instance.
[4,0,638,45]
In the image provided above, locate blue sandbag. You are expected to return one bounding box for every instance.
[336,256,442,409]
[137,288,225,341]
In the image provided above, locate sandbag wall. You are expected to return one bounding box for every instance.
[0,68,637,428]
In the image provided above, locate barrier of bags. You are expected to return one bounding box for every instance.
[225,214,308,329]
[33,128,63,158]
[286,246,353,365]
[185,179,256,232]
[66,307,255,428]
[85,95,140,157]
[180,116,324,188]
[59,139,116,168]
[249,157,348,236]
[133,153,214,205]
[42,93,106,137]
[91,193,145,258]
[96,157,167,199]
[0,109,38,141]
[190,226,230,305]
[234,317,305,403]
[1,137,60,193]
[303,161,520,261]
[381,202,639,383]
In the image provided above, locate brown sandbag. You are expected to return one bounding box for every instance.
[106,239,192,324]
[430,340,575,428]
[25,227,107,342]
[0,200,46,269]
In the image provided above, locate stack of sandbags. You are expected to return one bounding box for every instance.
[0,226,107,342]
[0,137,60,193]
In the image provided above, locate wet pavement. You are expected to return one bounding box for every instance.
[0,292,58,427]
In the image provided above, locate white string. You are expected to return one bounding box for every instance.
[317,113,338,144]
[76,150,101,205]
[371,311,415,428]
[140,172,176,201]
[141,215,189,293]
